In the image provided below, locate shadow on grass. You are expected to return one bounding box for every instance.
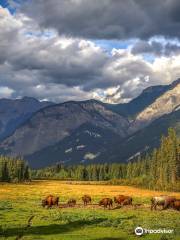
[0,218,107,238]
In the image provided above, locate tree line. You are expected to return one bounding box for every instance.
[0,128,179,190]
[32,128,180,191]
[0,156,30,182]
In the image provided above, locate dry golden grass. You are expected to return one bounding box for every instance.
[0,180,180,201]
[0,180,180,240]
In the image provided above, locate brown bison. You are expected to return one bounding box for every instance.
[42,195,59,208]
[114,195,132,206]
[170,199,180,211]
[99,198,113,209]
[67,198,76,207]
[82,195,91,206]
[151,196,176,210]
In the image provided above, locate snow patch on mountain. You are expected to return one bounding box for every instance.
[65,148,72,153]
[84,130,101,138]
[84,152,100,160]
[76,145,85,150]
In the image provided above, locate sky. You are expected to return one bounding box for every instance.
[0,0,180,103]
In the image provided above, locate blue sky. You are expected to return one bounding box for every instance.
[0,0,17,13]
[94,40,131,51]
[0,0,9,7]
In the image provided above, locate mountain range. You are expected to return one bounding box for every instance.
[0,97,52,141]
[0,79,179,168]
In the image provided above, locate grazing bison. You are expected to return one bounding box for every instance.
[170,199,180,211]
[114,195,132,206]
[67,198,76,207]
[99,198,113,209]
[151,196,176,210]
[82,195,91,206]
[42,195,59,208]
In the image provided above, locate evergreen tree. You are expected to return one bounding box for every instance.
[31,128,179,191]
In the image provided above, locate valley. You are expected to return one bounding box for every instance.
[0,79,179,168]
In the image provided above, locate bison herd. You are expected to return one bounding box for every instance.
[41,194,180,211]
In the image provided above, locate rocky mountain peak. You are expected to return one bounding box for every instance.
[129,80,180,133]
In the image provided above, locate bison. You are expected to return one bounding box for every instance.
[67,198,76,207]
[151,196,176,210]
[99,198,113,209]
[114,195,132,206]
[82,195,91,206]
[42,195,59,208]
[170,199,180,211]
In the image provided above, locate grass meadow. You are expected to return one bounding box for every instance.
[0,180,180,240]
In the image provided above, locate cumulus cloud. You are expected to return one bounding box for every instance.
[0,4,180,104]
[19,0,180,40]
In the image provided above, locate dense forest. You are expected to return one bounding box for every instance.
[32,128,180,191]
[0,128,179,190]
[0,156,30,182]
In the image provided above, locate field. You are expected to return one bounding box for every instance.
[0,180,180,240]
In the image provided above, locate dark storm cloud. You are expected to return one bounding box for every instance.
[164,42,180,55]
[131,40,180,56]
[0,6,107,88]
[131,41,162,55]
[8,38,108,88]
[20,0,180,40]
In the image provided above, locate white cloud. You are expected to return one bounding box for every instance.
[0,5,180,103]
[0,87,14,98]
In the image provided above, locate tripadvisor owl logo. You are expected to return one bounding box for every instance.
[134,226,174,236]
[135,227,144,236]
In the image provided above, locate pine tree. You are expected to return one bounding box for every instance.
[24,165,30,181]
[2,161,9,182]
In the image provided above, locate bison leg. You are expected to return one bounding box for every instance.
[163,202,169,210]
[151,199,154,211]
[154,204,157,210]
[151,203,154,210]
